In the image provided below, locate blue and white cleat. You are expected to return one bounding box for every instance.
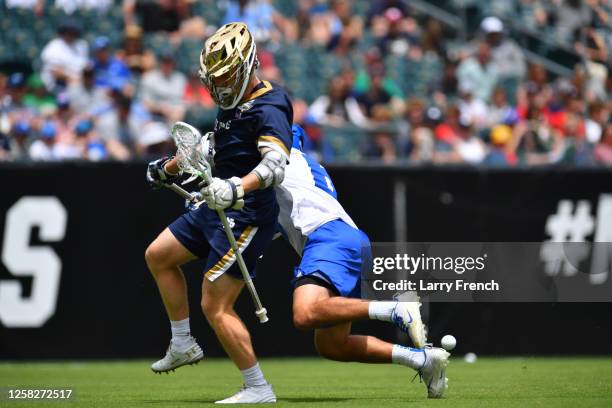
[215,384,276,404]
[391,301,427,348]
[151,338,204,373]
[419,347,450,398]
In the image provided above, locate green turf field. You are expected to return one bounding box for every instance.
[1,357,611,407]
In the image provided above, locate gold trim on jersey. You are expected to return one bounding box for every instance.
[257,135,290,156]
[245,80,273,101]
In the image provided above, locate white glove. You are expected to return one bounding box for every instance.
[201,176,244,210]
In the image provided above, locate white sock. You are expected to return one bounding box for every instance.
[392,345,426,370]
[170,318,192,351]
[368,301,397,322]
[241,363,267,387]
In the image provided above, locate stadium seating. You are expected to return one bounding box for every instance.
[6,0,545,106]
[0,0,609,165]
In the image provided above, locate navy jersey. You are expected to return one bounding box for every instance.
[212,80,293,224]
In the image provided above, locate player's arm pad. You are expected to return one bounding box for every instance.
[251,148,287,189]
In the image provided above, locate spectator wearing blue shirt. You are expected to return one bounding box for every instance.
[91,36,131,90]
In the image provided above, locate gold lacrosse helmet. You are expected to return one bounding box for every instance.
[199,22,259,110]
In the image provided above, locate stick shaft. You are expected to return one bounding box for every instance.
[166,177,268,323]
[166,183,196,202]
[216,208,268,321]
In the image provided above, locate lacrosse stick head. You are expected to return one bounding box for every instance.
[171,121,213,183]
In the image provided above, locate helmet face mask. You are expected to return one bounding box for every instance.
[199,22,258,110]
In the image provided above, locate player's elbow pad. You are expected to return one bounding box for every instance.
[252,149,286,188]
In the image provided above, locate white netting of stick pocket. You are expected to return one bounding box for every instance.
[171,122,210,178]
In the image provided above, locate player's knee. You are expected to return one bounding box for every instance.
[144,242,163,269]
[200,297,214,319]
[201,296,223,322]
[293,307,316,331]
[145,237,179,271]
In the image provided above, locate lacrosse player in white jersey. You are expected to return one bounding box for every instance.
[274,125,450,399]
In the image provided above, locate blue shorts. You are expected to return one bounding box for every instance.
[168,206,275,282]
[294,219,371,298]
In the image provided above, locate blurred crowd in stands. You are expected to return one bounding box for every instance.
[0,0,610,166]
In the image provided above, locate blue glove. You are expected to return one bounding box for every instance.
[146,156,180,189]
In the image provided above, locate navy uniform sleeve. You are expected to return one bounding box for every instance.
[255,105,292,160]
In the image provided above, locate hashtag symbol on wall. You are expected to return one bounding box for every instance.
[541,200,594,277]
[546,200,595,242]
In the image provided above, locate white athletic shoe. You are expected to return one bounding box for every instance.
[151,338,204,373]
[391,301,427,348]
[419,347,450,398]
[215,384,277,404]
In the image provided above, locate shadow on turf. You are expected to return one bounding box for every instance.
[280,397,352,403]
[143,397,352,404]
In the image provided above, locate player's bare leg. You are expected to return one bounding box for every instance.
[202,273,276,404]
[314,322,393,363]
[295,285,397,364]
[293,284,426,348]
[294,284,448,398]
[201,274,256,369]
[146,228,195,320]
[145,228,203,373]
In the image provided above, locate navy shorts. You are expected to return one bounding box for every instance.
[294,219,372,298]
[168,205,275,282]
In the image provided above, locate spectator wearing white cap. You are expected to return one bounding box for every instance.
[480,16,526,81]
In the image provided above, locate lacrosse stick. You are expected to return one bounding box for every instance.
[171,121,269,323]
[165,183,200,204]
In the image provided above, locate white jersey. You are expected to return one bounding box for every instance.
[275,148,357,254]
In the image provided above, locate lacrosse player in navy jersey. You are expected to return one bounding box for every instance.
[275,125,450,399]
[144,22,291,403]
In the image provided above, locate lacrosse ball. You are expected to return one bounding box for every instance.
[464,352,477,363]
[441,334,456,351]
